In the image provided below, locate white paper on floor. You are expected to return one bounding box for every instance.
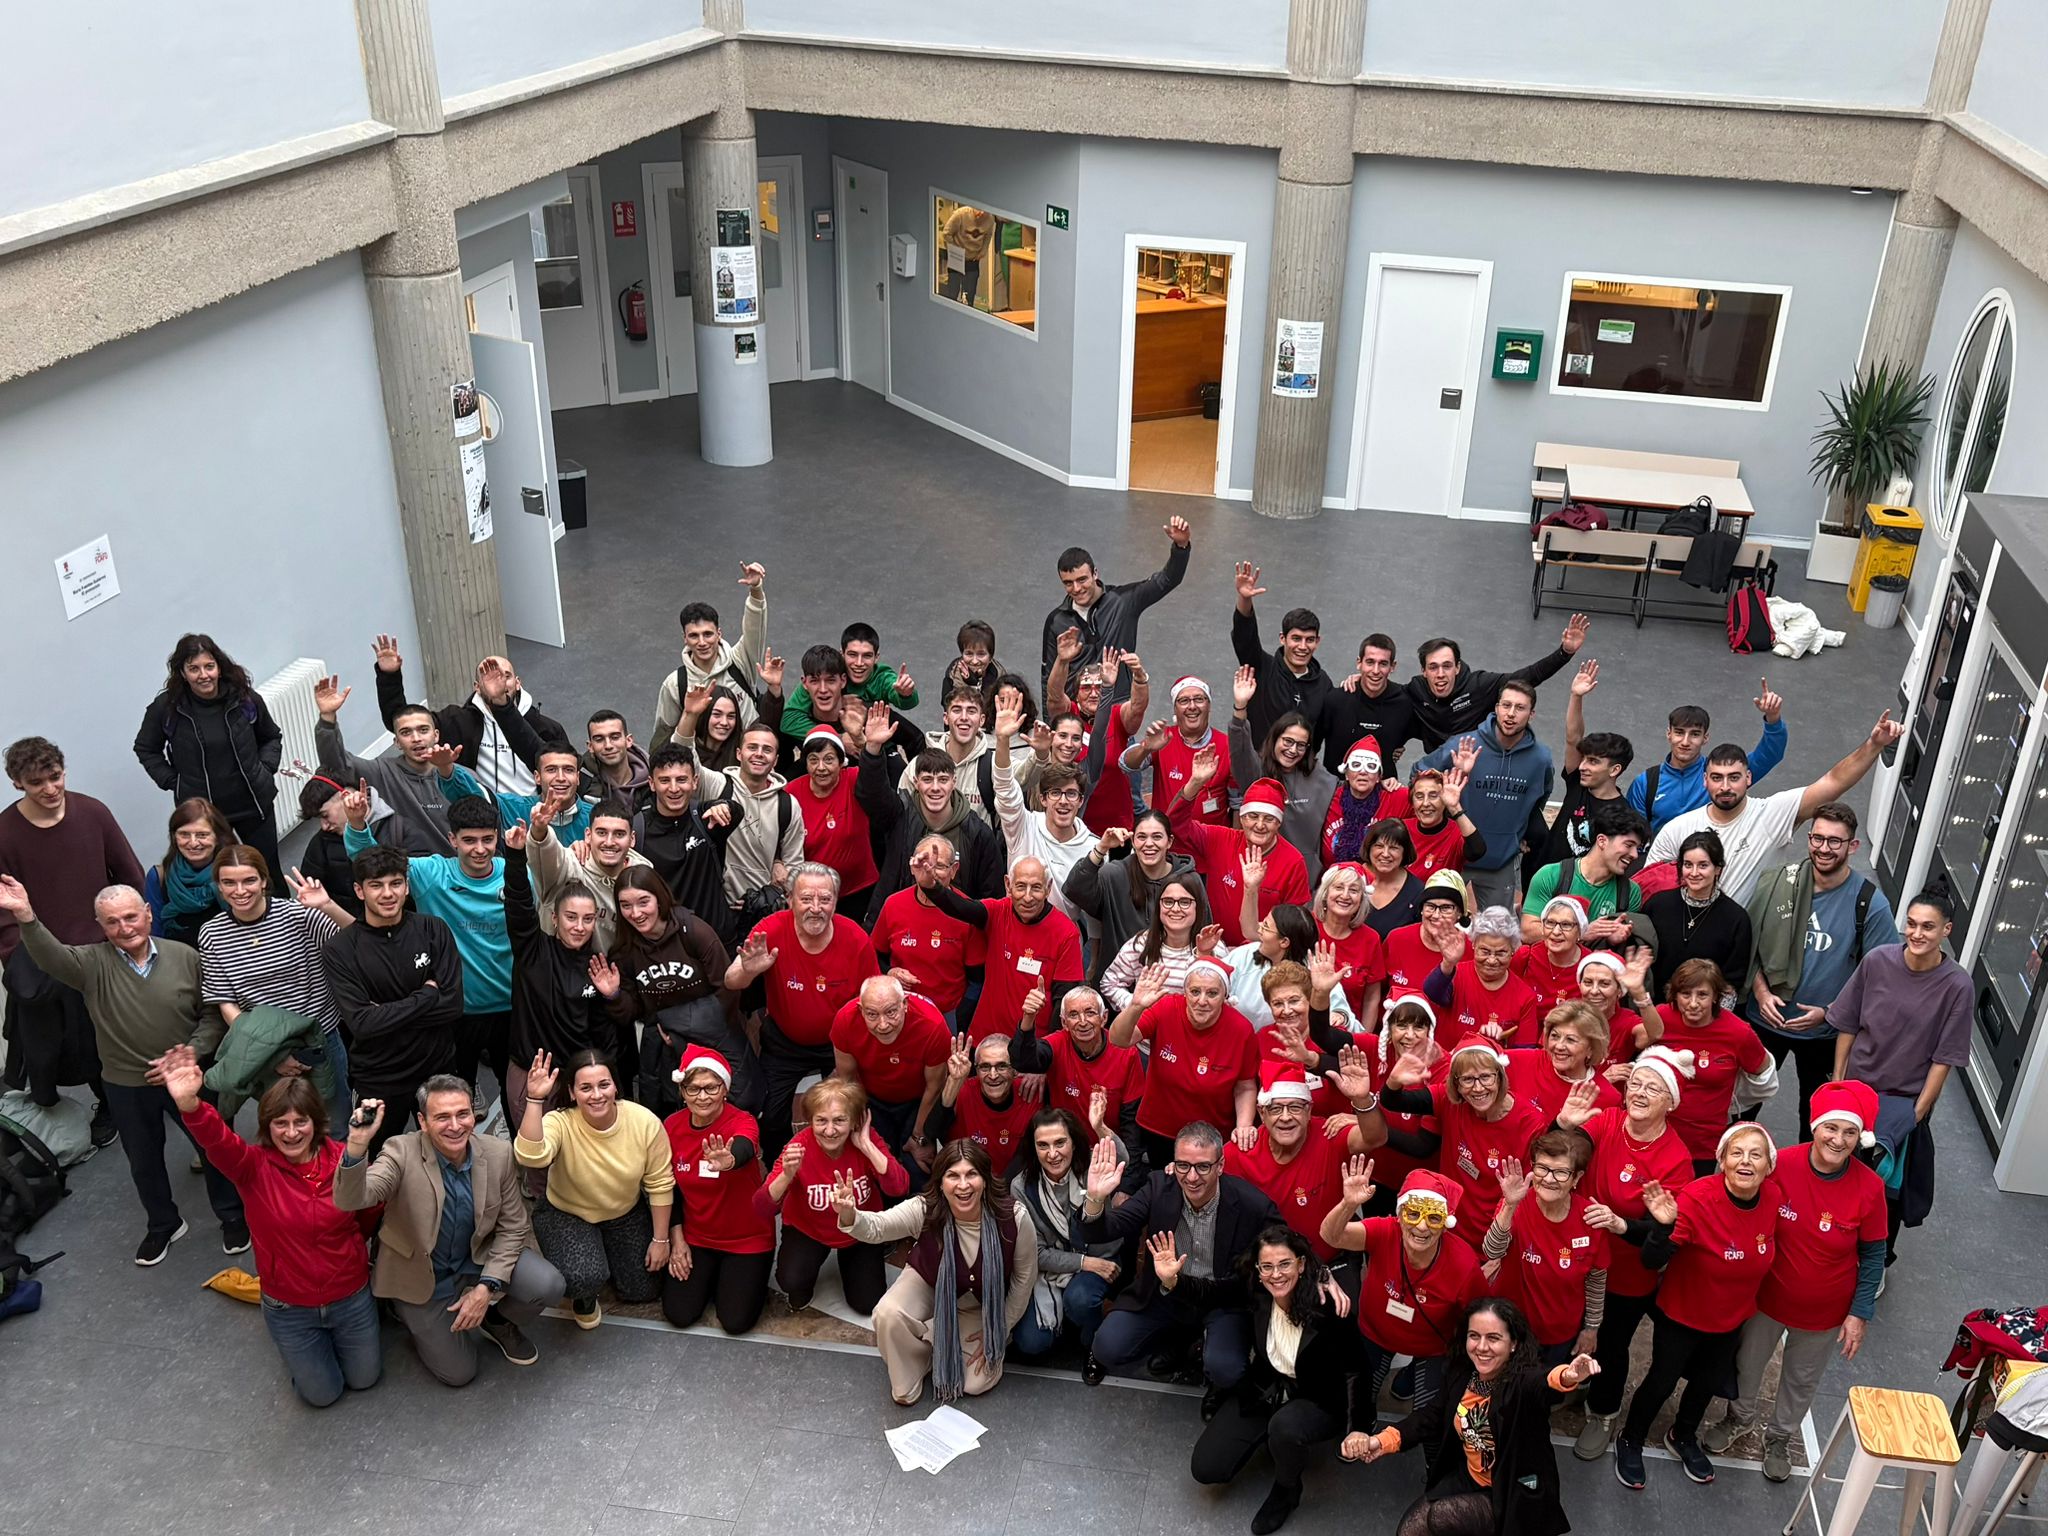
[885,1405,986,1473]
[796,1264,879,1330]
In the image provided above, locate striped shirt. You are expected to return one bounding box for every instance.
[198,900,342,1033]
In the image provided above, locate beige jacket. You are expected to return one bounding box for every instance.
[333,1130,534,1305]
[529,823,651,949]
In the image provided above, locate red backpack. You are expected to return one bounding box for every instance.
[1726,581,1775,654]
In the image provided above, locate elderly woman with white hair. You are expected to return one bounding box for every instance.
[1111,953,1260,1169]
[1380,1033,1547,1243]
[1311,861,1385,1024]
[1419,905,1542,1049]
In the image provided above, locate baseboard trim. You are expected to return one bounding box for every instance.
[1068,473,1120,491]
[885,392,1070,485]
[803,366,839,381]
[1458,505,1534,524]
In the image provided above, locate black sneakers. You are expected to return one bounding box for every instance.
[1613,1436,1647,1490]
[481,1314,539,1366]
[91,1106,118,1149]
[1250,1480,1302,1535]
[135,1220,189,1266]
[1666,1430,1716,1484]
[221,1221,252,1256]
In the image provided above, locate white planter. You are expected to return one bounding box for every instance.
[1806,520,1860,584]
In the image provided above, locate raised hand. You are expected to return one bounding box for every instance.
[736,561,766,592]
[1055,625,1085,663]
[1231,663,1257,712]
[829,1170,860,1222]
[862,702,895,752]
[1233,561,1265,603]
[342,779,373,829]
[1387,1051,1430,1091]
[1132,963,1171,1013]
[1095,826,1132,858]
[1146,1230,1186,1286]
[736,930,777,978]
[1570,658,1599,697]
[476,655,517,706]
[502,821,528,852]
[1340,1154,1378,1208]
[1307,938,1349,999]
[154,1044,206,1113]
[1451,735,1482,777]
[1580,1200,1625,1235]
[1240,841,1267,889]
[1165,515,1192,548]
[284,870,330,910]
[945,1036,973,1088]
[893,669,916,699]
[345,1097,386,1156]
[1870,710,1902,750]
[701,802,735,829]
[850,1110,880,1158]
[1140,718,1172,754]
[1560,612,1591,655]
[1326,1043,1376,1103]
[1188,744,1220,787]
[756,649,785,694]
[1567,1354,1601,1386]
[1019,979,1048,1029]
[993,686,1026,741]
[838,699,868,744]
[1754,677,1783,724]
[525,1049,559,1103]
[1087,1085,1111,1137]
[1557,1076,1602,1130]
[313,674,351,720]
[1441,765,1468,817]
[1495,1154,1530,1206]
[700,1133,737,1172]
[1640,1179,1679,1225]
[0,875,32,921]
[1029,720,1054,758]
[1438,927,1467,968]
[682,683,714,720]
[1099,648,1127,691]
[588,954,621,998]
[1195,923,1224,956]
[1084,1135,1126,1203]
[529,798,556,835]
[372,634,403,673]
[779,1141,806,1178]
[1620,945,1653,995]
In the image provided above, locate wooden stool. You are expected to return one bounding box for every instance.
[1785,1386,1963,1536]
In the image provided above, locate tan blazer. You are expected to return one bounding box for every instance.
[333,1130,533,1305]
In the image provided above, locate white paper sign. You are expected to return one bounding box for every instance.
[453,379,491,544]
[55,534,120,620]
[712,245,759,323]
[1272,318,1323,398]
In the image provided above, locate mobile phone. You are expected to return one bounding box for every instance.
[349,1098,382,1128]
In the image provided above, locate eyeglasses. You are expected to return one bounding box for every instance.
[1530,1165,1576,1184]
[1255,1261,1301,1278]
[1044,787,1083,801]
[1539,916,1580,931]
[975,1063,1013,1075]
[1807,833,1851,851]
[1173,1159,1219,1177]
[1453,1072,1498,1088]
[681,1082,725,1098]
[1158,896,1198,909]
[1398,1206,1449,1229]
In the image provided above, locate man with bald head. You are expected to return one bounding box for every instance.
[920,852,1085,1045]
[829,973,954,1183]
[0,875,245,1265]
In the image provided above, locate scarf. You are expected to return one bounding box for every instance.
[162,855,220,920]
[1323,782,1383,864]
[931,1212,1007,1404]
[1019,1172,1085,1327]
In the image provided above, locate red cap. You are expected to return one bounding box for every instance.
[1185,955,1233,987]
[1240,777,1287,817]
[1257,1060,1315,1105]
[1396,1168,1462,1226]
[802,726,848,759]
[1342,736,1384,774]
[673,1044,733,1088]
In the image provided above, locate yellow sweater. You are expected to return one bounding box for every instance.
[515,1101,675,1224]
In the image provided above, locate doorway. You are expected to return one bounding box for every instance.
[644,163,699,398]
[1115,237,1245,497]
[835,157,890,396]
[462,262,520,341]
[1347,254,1492,516]
[538,171,607,410]
[756,155,807,382]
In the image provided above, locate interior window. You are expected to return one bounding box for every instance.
[536,195,584,310]
[1553,275,1787,406]
[931,193,1039,335]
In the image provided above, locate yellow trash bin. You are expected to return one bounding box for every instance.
[1848,504,1924,612]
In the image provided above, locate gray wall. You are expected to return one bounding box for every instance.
[0,258,417,850]
[829,120,1082,473]
[1361,0,1942,106]
[1324,159,1894,540]
[1069,138,1277,490]
[1968,0,2048,157]
[595,129,686,396]
[746,0,1286,70]
[6,0,371,217]
[757,112,841,375]
[457,212,563,520]
[428,0,705,101]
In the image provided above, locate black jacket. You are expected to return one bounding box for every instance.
[321,909,463,1089]
[296,829,366,922]
[1079,1170,1281,1312]
[852,749,1005,928]
[1319,683,1421,776]
[1231,607,1336,749]
[1234,1285,1367,1424]
[633,796,738,948]
[1402,648,1573,754]
[133,688,283,817]
[1041,541,1190,704]
[502,843,614,1068]
[1393,1355,1571,1536]
[375,662,569,789]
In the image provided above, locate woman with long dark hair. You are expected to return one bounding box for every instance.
[134,634,285,886]
[677,683,745,773]
[1009,1105,1126,1360]
[1642,830,1753,996]
[833,1137,1039,1404]
[1226,671,1336,879]
[1098,872,1214,1010]
[144,798,233,945]
[1065,809,1197,978]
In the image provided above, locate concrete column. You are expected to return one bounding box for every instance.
[355,0,505,703]
[1251,0,1367,520]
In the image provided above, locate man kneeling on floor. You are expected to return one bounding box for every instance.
[335,1075,566,1385]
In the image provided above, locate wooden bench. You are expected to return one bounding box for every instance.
[1530,441,1741,520]
[1533,526,1774,627]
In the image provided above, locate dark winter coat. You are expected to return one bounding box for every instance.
[133,688,284,818]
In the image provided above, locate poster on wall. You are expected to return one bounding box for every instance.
[1271,318,1323,398]
[712,208,758,324]
[734,330,759,365]
[454,378,492,544]
[54,534,120,621]
[1595,318,1635,344]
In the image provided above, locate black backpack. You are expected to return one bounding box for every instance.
[0,1110,69,1245]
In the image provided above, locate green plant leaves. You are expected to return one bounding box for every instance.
[1809,358,1934,525]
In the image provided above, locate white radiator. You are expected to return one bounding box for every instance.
[256,658,327,836]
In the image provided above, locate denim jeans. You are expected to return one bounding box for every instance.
[293,1030,351,1136]
[261,1282,383,1407]
[1011,1268,1112,1357]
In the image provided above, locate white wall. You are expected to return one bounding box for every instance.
[1967,0,2048,158]
[429,0,707,100]
[747,0,1286,71]
[1069,139,1276,490]
[1325,160,1894,540]
[1362,0,1943,106]
[4,2,371,217]
[757,112,841,375]
[0,259,418,851]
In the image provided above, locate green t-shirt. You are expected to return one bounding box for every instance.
[1521,858,1641,921]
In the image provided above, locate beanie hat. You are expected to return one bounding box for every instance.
[1396,1168,1461,1227]
[1810,1080,1879,1148]
[801,726,848,759]
[1576,950,1628,982]
[673,1043,733,1088]
[1342,737,1384,776]
[1541,894,1592,936]
[1257,1060,1315,1106]
[1631,1045,1696,1105]
[1717,1121,1778,1171]
[1422,868,1473,917]
[1240,778,1288,818]
[1171,675,1211,702]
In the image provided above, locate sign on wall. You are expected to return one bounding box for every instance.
[712,208,759,324]
[611,200,637,239]
[1492,328,1544,381]
[1272,318,1322,398]
[454,379,492,544]
[1045,204,1071,231]
[55,534,120,621]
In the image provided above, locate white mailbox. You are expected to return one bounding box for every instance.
[890,233,917,278]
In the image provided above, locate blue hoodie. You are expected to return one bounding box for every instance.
[1626,719,1788,835]
[1418,720,1553,874]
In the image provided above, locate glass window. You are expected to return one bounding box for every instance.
[1934,293,2016,538]
[1938,648,2029,935]
[536,194,584,310]
[757,179,783,291]
[1981,744,2048,1043]
[931,192,1039,337]
[1551,274,1788,408]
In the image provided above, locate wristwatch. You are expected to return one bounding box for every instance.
[479,1276,507,1297]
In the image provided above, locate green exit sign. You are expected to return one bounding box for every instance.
[1045,204,1070,231]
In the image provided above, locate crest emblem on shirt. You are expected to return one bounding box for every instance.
[1557,1247,1573,1270]
[580,985,595,998]
[930,931,944,947]
[414,952,430,968]
[1195,1055,1211,1076]
[1818,1210,1834,1233]
[1618,1163,1636,1184]
[1757,1233,1769,1251]
[814,979,828,992]
[1697,1052,1712,1069]
[1295,1187,1310,1207]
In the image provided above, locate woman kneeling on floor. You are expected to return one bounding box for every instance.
[515,1047,674,1328]
[755,1076,908,1313]
[661,1045,774,1334]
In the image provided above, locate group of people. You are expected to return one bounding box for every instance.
[0,520,1972,1535]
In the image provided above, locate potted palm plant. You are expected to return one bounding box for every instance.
[1806,357,1933,583]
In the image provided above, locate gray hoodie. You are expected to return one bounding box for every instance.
[1417,719,1552,875]
[315,717,451,856]
[701,763,805,907]
[649,589,769,746]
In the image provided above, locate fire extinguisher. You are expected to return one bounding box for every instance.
[618,281,648,342]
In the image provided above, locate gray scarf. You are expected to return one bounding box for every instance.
[931,1212,1007,1403]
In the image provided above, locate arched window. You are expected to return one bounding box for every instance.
[1932,291,2016,538]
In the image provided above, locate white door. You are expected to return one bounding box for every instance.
[538,172,608,410]
[646,164,699,398]
[756,156,804,383]
[463,264,521,341]
[1351,258,1491,516]
[473,333,565,647]
[836,158,889,396]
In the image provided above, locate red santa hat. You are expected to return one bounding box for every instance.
[1185,955,1233,987]
[801,726,848,759]
[1448,1035,1509,1070]
[1257,1060,1315,1106]
[1341,736,1384,775]
[1809,1080,1880,1148]
[1395,1168,1461,1227]
[1717,1121,1778,1171]
[1378,993,1438,1069]
[1171,675,1211,702]
[672,1044,733,1089]
[1240,778,1287,818]
[1576,949,1628,983]
[1630,1044,1696,1105]
[1541,893,1592,936]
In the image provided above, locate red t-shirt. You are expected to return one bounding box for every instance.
[1756,1149,1888,1332]
[754,1129,909,1249]
[1432,1088,1548,1239]
[758,911,881,1047]
[871,887,983,1013]
[1133,997,1260,1137]
[1583,1112,1695,1297]
[1181,823,1311,946]
[1657,1006,1772,1161]
[1318,921,1388,1015]
[828,992,952,1104]
[1356,1033,1440,1190]
[792,775,876,895]
[1040,1028,1145,1131]
[1495,1193,1611,1347]
[1505,1049,1621,1128]
[1509,945,1582,1017]
[1599,1008,1651,1071]
[1404,816,1471,879]
[1444,963,1542,1049]
[1083,707,1137,836]
[1255,1030,1348,1119]
[664,1103,774,1254]
[1357,1216,1483,1358]
[1152,727,1235,831]
[1656,1173,1782,1333]
[1383,924,1448,996]
[967,901,1084,1046]
[948,1087,1038,1181]
[1225,1123,1353,1258]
